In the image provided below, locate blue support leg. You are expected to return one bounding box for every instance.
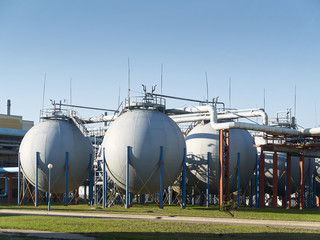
[103,148,106,208]
[22,175,26,205]
[237,152,240,208]
[160,146,164,209]
[313,168,317,208]
[126,146,130,209]
[65,152,69,206]
[18,153,21,206]
[256,154,260,208]
[89,153,93,206]
[308,159,311,208]
[182,148,186,209]
[244,185,246,207]
[35,152,39,207]
[48,167,52,211]
[206,152,210,208]
[250,176,253,207]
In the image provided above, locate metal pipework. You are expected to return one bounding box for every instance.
[170,107,268,126]
[207,106,320,136]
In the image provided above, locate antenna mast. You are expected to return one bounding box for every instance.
[263,88,266,110]
[205,72,209,103]
[161,64,163,95]
[294,85,297,118]
[42,73,46,111]
[128,58,131,105]
[229,77,231,109]
[70,78,72,106]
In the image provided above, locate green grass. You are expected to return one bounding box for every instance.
[1,203,320,222]
[0,215,319,240]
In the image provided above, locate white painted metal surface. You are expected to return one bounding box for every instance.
[185,122,257,194]
[19,119,93,193]
[102,109,185,194]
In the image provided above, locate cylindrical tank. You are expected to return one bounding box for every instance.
[264,153,315,196]
[186,122,257,194]
[19,118,93,193]
[102,109,185,194]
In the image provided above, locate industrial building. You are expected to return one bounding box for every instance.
[0,100,34,203]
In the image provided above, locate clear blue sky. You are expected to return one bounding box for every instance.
[1,0,320,128]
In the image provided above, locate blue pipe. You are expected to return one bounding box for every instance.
[0,177,8,197]
[206,152,210,208]
[160,146,164,209]
[65,152,69,206]
[35,152,39,207]
[126,146,130,208]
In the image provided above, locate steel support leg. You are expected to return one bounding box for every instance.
[259,152,265,208]
[219,130,223,207]
[237,152,240,207]
[206,152,210,208]
[256,154,260,208]
[308,158,311,208]
[160,146,164,209]
[286,154,291,209]
[182,147,186,209]
[89,153,93,206]
[299,154,304,210]
[126,146,130,209]
[23,175,26,205]
[65,152,69,206]
[103,148,106,208]
[272,152,278,209]
[313,168,317,208]
[35,152,39,207]
[18,153,21,206]
[250,176,253,207]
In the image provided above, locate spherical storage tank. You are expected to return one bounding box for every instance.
[102,109,186,194]
[19,119,93,193]
[186,122,257,194]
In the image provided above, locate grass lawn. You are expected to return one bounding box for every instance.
[1,202,320,222]
[0,215,319,240]
[0,203,319,239]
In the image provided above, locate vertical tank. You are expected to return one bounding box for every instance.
[101,109,186,194]
[19,118,93,193]
[186,122,257,194]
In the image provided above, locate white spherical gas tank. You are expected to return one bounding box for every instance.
[19,119,93,193]
[186,122,257,194]
[102,109,186,194]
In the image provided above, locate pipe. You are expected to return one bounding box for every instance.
[205,105,320,137]
[0,128,28,137]
[6,99,11,115]
[171,107,269,126]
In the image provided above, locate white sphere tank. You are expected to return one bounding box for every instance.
[102,109,186,194]
[186,122,257,194]
[19,119,93,193]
